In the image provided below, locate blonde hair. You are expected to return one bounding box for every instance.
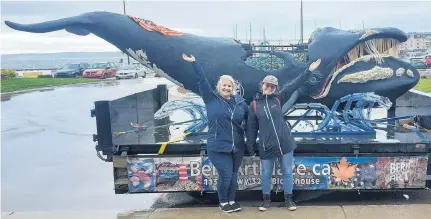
[216,75,237,95]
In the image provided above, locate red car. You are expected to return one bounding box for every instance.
[83,62,119,79]
[425,55,431,68]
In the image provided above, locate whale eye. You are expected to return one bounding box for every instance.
[309,77,317,83]
[306,71,323,86]
[307,76,319,86]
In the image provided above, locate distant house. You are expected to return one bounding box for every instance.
[399,32,431,51]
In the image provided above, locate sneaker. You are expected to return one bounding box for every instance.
[258,194,271,211]
[230,202,241,212]
[219,203,234,213]
[284,193,297,211]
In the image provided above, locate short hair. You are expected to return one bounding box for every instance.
[216,75,237,95]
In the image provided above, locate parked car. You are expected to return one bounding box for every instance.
[411,60,427,69]
[83,62,119,79]
[425,55,431,68]
[54,63,89,78]
[116,64,151,79]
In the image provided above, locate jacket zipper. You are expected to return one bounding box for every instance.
[230,105,237,151]
[216,94,237,152]
[263,106,270,119]
[266,96,283,155]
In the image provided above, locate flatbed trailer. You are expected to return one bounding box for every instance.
[91,84,431,194]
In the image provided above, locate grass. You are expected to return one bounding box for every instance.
[1,77,100,93]
[414,78,431,93]
[2,76,430,94]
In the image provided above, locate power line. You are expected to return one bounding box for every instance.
[300,0,303,44]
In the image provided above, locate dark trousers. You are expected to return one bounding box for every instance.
[207,150,243,203]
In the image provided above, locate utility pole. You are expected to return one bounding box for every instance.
[300,0,303,44]
[123,0,130,65]
[250,22,252,43]
[362,20,365,29]
[246,28,248,41]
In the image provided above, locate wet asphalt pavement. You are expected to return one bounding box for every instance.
[1,77,169,212]
[1,77,430,213]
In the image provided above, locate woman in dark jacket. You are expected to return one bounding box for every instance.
[246,58,321,211]
[182,53,249,213]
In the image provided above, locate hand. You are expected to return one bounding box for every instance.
[309,58,321,72]
[182,53,196,62]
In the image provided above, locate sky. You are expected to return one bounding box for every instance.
[1,0,431,54]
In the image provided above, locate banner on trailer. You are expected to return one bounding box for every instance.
[153,157,203,192]
[126,156,428,192]
[375,156,429,189]
[127,157,156,192]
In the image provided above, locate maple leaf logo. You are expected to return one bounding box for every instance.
[331,157,358,182]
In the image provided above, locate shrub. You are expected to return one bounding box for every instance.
[1,69,17,78]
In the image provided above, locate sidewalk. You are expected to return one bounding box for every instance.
[2,204,431,219]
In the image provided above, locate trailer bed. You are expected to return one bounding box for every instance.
[91,85,431,194]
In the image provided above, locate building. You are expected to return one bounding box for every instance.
[399,32,431,51]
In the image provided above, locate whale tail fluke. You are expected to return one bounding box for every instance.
[5,14,92,36]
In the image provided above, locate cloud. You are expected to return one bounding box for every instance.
[0,32,117,54]
[1,0,430,54]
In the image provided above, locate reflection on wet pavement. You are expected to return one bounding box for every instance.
[1,78,171,212]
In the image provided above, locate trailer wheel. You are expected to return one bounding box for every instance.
[289,190,333,202]
[188,192,218,203]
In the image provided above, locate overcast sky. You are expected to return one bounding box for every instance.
[1,0,431,54]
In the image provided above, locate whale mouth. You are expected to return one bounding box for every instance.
[313,37,401,99]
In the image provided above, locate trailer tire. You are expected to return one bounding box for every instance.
[188,192,217,203]
[290,190,334,202]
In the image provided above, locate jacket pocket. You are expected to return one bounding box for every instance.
[259,132,266,151]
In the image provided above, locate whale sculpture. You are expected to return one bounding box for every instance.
[5,11,420,108]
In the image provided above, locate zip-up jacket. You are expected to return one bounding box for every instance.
[192,61,249,153]
[246,69,312,159]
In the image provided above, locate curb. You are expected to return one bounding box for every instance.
[0,80,111,98]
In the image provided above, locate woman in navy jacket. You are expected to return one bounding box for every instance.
[182,53,249,213]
